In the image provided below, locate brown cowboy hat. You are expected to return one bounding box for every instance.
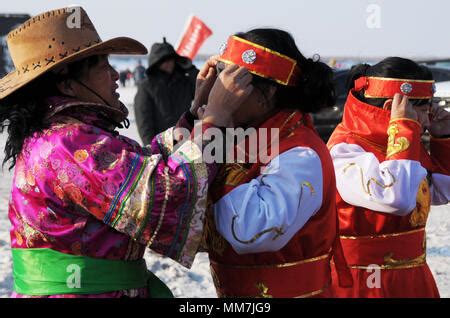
[0,6,147,100]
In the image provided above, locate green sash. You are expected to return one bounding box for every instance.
[12,248,173,297]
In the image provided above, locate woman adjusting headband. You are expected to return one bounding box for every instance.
[0,6,248,298]
[200,28,352,298]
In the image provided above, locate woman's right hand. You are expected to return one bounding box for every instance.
[191,55,219,117]
[390,93,418,121]
[202,64,253,127]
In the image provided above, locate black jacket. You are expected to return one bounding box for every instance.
[134,66,198,145]
[134,39,198,145]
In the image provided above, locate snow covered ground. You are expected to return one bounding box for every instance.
[0,86,449,298]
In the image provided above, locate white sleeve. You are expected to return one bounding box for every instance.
[431,173,450,205]
[330,143,427,215]
[213,147,323,255]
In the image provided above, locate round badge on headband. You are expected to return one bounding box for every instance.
[218,36,301,86]
[354,76,435,99]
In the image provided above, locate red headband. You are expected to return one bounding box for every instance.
[218,36,301,86]
[354,76,435,99]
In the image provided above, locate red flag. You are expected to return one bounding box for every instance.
[176,15,212,60]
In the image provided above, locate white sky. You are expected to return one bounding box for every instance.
[1,0,449,59]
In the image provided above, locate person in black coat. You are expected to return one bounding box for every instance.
[134,37,198,145]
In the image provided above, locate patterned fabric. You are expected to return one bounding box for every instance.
[9,97,213,298]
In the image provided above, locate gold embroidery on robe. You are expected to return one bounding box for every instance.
[387,123,410,157]
[224,164,249,187]
[256,282,273,298]
[410,179,431,228]
[301,181,316,195]
[343,163,396,196]
[383,252,426,268]
[231,215,285,244]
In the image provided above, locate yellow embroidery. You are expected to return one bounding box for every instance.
[343,163,396,196]
[224,164,248,187]
[387,123,410,157]
[231,215,285,244]
[301,181,316,195]
[383,252,426,268]
[349,250,427,270]
[226,181,314,245]
[74,149,89,163]
[410,179,431,228]
[256,283,273,298]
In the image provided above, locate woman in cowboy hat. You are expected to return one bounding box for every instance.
[0,6,251,298]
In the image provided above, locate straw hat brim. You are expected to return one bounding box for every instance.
[0,36,147,100]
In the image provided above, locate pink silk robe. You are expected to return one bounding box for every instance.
[9,97,214,297]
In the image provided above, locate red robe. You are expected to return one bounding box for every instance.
[327,90,450,297]
[204,110,352,298]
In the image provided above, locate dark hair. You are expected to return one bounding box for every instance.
[0,55,102,170]
[347,57,434,107]
[235,28,336,113]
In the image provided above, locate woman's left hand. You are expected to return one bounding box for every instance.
[429,103,450,137]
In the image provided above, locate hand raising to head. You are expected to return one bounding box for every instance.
[201,64,254,127]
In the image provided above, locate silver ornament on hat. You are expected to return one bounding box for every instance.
[242,49,257,64]
[400,82,413,94]
[219,43,227,56]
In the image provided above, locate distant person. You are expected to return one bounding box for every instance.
[126,68,133,84]
[119,69,128,87]
[133,60,146,84]
[134,37,198,145]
